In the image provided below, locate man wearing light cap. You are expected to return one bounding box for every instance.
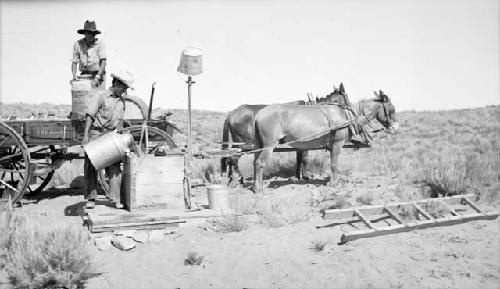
[82,70,134,209]
[72,20,107,89]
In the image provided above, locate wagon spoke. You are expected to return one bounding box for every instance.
[0,122,31,204]
[0,136,12,147]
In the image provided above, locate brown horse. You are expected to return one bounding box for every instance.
[221,84,356,183]
[253,91,398,193]
[221,100,309,183]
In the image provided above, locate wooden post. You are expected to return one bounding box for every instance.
[183,76,195,209]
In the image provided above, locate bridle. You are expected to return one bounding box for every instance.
[357,98,392,132]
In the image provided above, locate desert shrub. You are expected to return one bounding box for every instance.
[355,191,374,205]
[322,195,351,211]
[396,204,418,221]
[208,215,248,233]
[184,252,204,266]
[420,154,470,196]
[0,209,96,289]
[310,240,327,252]
[420,201,448,218]
[255,194,312,228]
[356,191,373,205]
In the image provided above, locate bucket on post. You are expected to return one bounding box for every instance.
[84,132,134,170]
[177,48,202,76]
[206,184,230,213]
[71,75,96,120]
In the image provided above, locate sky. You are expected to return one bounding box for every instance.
[0,0,498,113]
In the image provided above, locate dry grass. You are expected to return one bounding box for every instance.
[208,215,249,233]
[355,191,374,205]
[184,252,204,266]
[0,209,97,289]
[310,240,327,252]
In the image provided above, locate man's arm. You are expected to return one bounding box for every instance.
[72,41,80,81]
[72,62,78,81]
[82,115,92,146]
[94,59,107,87]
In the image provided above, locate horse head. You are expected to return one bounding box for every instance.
[324,82,349,104]
[366,90,399,133]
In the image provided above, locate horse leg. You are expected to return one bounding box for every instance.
[254,149,271,194]
[231,156,245,185]
[296,150,310,180]
[328,140,345,186]
[301,150,309,180]
[296,151,303,180]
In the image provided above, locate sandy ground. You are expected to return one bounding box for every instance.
[1,179,499,289]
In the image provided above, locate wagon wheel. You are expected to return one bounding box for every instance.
[0,122,31,204]
[97,125,177,195]
[123,95,149,119]
[25,145,56,195]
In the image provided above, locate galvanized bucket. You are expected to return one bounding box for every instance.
[71,78,96,120]
[206,184,229,213]
[84,132,134,170]
[177,47,202,76]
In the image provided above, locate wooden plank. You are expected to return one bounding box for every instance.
[91,222,181,233]
[321,207,355,220]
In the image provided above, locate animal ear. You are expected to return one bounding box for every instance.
[373,91,379,98]
[339,83,345,93]
[333,85,337,91]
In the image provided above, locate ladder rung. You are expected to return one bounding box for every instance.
[461,197,482,213]
[384,206,404,224]
[354,209,375,229]
[412,203,433,220]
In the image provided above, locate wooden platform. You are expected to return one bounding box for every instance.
[83,205,228,233]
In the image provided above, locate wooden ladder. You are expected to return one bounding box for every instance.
[321,194,499,244]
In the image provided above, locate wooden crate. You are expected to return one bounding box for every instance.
[122,153,186,211]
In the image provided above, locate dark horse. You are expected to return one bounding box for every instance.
[253,91,398,194]
[221,100,308,183]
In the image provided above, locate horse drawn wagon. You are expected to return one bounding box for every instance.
[0,96,178,205]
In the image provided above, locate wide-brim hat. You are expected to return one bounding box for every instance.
[111,70,134,90]
[77,20,101,35]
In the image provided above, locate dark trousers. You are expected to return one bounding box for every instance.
[83,129,122,202]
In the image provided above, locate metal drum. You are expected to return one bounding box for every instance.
[84,132,134,170]
[71,76,96,120]
[177,47,202,76]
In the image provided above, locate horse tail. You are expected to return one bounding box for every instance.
[221,113,232,176]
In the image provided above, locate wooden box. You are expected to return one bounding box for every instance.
[122,153,186,211]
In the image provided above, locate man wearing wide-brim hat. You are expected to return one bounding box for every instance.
[72,20,107,89]
[82,70,135,209]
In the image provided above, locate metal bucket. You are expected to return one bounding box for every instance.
[71,78,96,120]
[177,47,202,76]
[84,132,134,170]
[206,184,229,213]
